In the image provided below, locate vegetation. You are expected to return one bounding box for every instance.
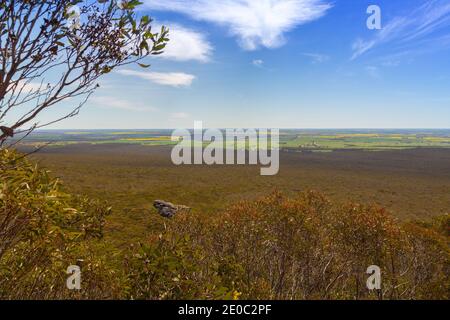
[14,129,450,150]
[0,149,121,299]
[280,131,450,151]
[1,149,448,299]
[149,192,448,300]
[0,0,168,147]
[2,0,446,302]
[30,144,450,228]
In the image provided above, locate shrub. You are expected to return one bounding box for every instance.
[144,191,449,300]
[0,149,120,299]
[124,233,235,300]
[1,149,448,299]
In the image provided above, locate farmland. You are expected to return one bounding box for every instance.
[18,129,450,151]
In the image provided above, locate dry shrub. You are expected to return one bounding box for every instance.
[124,233,234,300]
[149,191,449,300]
[1,149,448,300]
[0,149,121,299]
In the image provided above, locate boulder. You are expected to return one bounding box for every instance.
[153,200,190,218]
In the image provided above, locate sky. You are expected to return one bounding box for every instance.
[47,0,450,129]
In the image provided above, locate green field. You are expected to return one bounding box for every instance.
[279,131,450,150]
[17,129,450,151]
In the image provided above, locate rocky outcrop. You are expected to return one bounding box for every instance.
[153,200,190,218]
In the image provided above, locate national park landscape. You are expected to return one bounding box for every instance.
[0,0,449,302]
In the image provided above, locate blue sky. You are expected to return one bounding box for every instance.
[49,0,450,129]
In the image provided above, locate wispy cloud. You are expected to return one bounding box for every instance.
[90,96,157,112]
[16,81,50,93]
[352,0,450,60]
[116,69,196,87]
[252,59,264,67]
[302,52,329,63]
[157,24,213,62]
[170,112,190,120]
[144,0,332,50]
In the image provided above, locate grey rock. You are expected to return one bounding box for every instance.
[153,200,190,218]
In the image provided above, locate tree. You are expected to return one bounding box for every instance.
[0,0,168,146]
[0,148,120,299]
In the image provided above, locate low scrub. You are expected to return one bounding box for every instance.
[0,149,120,299]
[130,194,448,299]
[1,149,448,299]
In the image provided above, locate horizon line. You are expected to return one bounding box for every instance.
[36,128,450,131]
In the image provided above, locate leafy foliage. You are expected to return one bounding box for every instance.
[124,234,236,300]
[0,149,120,299]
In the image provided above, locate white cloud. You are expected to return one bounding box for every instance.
[144,0,332,50]
[16,81,50,93]
[302,52,329,63]
[90,96,158,112]
[116,69,196,87]
[252,59,264,67]
[158,24,213,62]
[170,112,190,119]
[352,0,450,60]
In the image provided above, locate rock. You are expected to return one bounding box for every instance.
[153,200,190,218]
